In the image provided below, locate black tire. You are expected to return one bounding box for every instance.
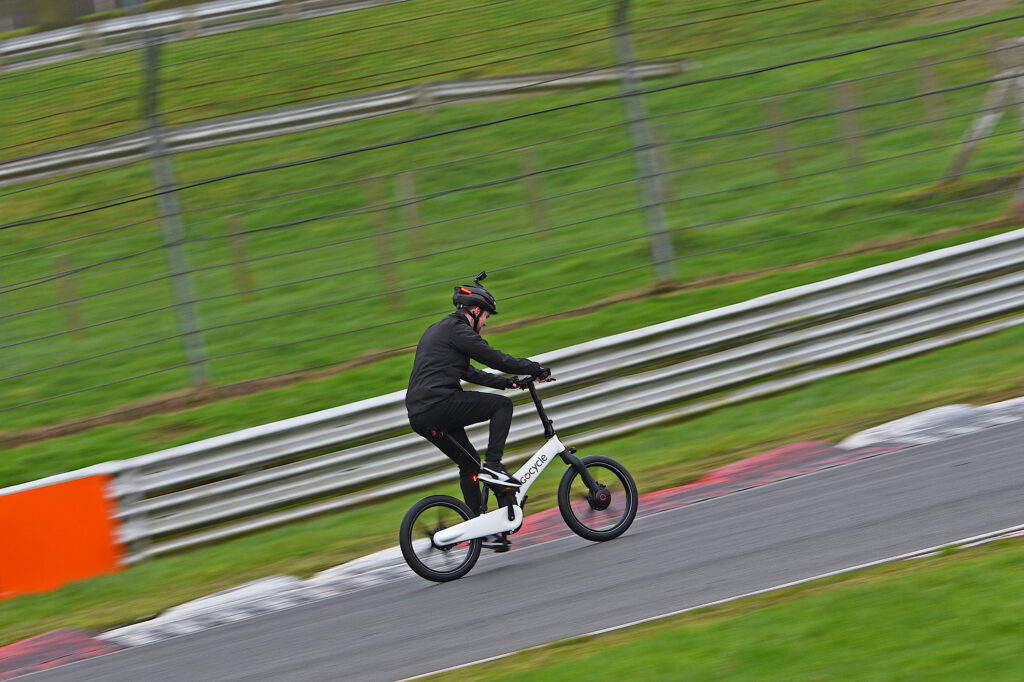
[558,455,638,542]
[400,494,481,582]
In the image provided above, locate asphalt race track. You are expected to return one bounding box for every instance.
[31,421,1024,682]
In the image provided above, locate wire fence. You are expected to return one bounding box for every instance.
[1,0,1023,433]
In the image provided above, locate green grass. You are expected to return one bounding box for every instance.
[3,0,963,155]
[425,540,1024,681]
[2,1,1023,433]
[0,225,1006,489]
[2,316,1022,646]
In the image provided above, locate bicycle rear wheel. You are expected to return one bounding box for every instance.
[400,495,481,582]
[558,455,638,541]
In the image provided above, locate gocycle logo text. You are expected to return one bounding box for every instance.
[519,454,548,482]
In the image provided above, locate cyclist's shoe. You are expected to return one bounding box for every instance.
[481,533,510,553]
[479,461,521,487]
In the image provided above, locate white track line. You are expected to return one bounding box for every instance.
[397,523,1024,682]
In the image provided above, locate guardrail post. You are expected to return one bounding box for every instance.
[113,467,151,564]
[613,0,675,282]
[130,0,211,386]
[81,23,102,56]
[181,6,201,40]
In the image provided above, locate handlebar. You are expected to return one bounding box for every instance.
[512,374,555,389]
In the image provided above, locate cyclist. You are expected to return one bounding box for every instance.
[406,273,550,547]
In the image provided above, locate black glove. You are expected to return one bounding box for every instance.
[537,366,551,380]
[505,376,521,389]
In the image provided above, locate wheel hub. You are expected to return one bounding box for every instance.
[430,525,454,551]
[588,485,612,511]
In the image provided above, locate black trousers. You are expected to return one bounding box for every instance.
[409,391,514,514]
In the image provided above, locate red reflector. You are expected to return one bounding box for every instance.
[459,287,472,294]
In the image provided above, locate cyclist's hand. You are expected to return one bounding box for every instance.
[505,376,522,389]
[537,367,553,382]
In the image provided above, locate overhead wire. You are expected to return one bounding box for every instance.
[153,0,830,115]
[0,0,923,162]
[0,0,534,101]
[2,87,1006,305]
[4,10,1021,236]
[0,0,778,94]
[2,180,1014,412]
[3,139,1018,362]
[3,38,1010,264]
[0,98,1009,308]
[3,0,1018,416]
[138,0,929,132]
[1,60,1010,280]
[5,35,1007,206]
[0,0,614,133]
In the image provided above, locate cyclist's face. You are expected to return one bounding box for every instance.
[476,309,491,332]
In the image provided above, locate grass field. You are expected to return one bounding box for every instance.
[3,1,1023,435]
[426,539,1024,681]
[2,316,1021,646]
[0,224,1009,488]
[1,1,1022,664]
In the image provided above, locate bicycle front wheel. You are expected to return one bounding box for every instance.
[399,494,481,582]
[558,455,638,542]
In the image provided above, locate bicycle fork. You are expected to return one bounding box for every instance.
[559,446,599,491]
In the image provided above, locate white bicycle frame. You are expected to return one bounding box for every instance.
[431,435,567,546]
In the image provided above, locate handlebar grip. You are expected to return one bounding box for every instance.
[511,375,554,389]
[518,374,554,385]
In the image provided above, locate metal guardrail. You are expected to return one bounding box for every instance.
[0,0,408,72]
[4,228,1023,562]
[0,61,688,187]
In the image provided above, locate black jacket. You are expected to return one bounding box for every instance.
[405,313,544,416]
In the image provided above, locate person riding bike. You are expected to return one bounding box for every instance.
[406,272,551,549]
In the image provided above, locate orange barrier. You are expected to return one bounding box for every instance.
[0,474,124,599]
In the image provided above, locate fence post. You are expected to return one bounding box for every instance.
[652,124,675,203]
[1003,39,1024,220]
[613,0,675,282]
[395,171,426,257]
[941,40,1017,185]
[130,0,211,386]
[836,80,862,166]
[56,254,84,340]
[365,177,402,307]
[521,147,549,240]
[227,216,256,303]
[918,58,946,143]
[763,97,794,183]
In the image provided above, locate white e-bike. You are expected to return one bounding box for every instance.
[399,375,638,582]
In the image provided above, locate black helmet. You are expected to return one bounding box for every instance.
[453,271,498,314]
